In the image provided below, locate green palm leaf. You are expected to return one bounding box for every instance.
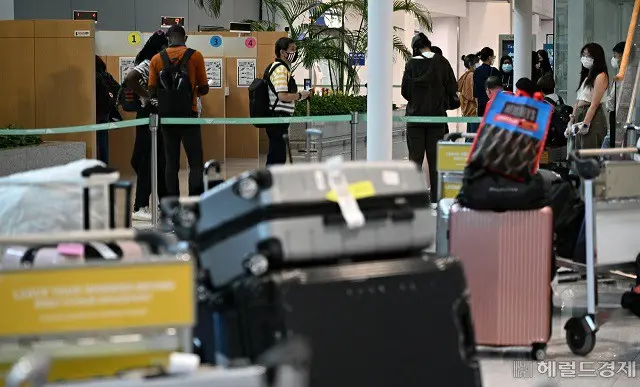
[191,0,224,18]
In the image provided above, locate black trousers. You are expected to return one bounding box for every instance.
[407,124,448,203]
[265,121,290,166]
[96,119,110,165]
[131,108,167,210]
[162,111,204,197]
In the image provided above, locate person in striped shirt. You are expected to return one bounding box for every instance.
[265,37,310,165]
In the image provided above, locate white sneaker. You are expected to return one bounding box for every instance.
[132,207,152,222]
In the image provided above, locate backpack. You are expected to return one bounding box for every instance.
[249,62,284,128]
[157,48,195,118]
[544,96,571,148]
[96,71,119,120]
[117,82,142,112]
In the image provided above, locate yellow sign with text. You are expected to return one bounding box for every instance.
[0,261,194,338]
[325,180,376,202]
[437,143,472,172]
[442,181,462,199]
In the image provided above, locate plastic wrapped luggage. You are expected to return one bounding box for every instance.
[449,204,553,360]
[436,198,455,256]
[171,161,435,288]
[0,160,118,235]
[217,255,482,387]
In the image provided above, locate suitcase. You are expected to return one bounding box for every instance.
[184,161,435,288]
[218,255,482,387]
[2,168,137,268]
[436,198,455,256]
[449,204,553,359]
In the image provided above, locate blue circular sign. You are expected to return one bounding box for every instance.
[210,35,223,48]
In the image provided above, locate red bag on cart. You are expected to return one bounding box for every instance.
[468,90,553,180]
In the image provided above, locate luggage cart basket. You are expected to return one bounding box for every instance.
[563,146,640,356]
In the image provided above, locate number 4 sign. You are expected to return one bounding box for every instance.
[244,37,256,49]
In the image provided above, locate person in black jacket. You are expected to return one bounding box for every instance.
[499,55,514,92]
[473,47,499,122]
[401,33,457,206]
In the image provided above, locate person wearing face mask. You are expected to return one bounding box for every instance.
[536,49,553,79]
[499,56,514,92]
[605,41,625,146]
[263,37,310,165]
[566,43,609,150]
[401,33,457,206]
[473,47,499,124]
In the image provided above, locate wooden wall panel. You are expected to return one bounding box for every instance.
[199,61,226,165]
[34,21,96,158]
[0,37,36,129]
[224,57,258,158]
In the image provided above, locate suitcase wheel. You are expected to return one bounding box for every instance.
[531,343,547,361]
[565,315,597,356]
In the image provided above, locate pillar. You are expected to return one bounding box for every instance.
[0,0,14,20]
[513,0,533,86]
[367,0,393,161]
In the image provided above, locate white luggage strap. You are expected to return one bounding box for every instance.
[324,157,365,229]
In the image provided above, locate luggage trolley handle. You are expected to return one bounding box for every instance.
[0,229,170,255]
[443,132,475,142]
[203,159,223,191]
[569,147,640,180]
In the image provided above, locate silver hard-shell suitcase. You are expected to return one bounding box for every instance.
[436,198,455,256]
[176,161,435,288]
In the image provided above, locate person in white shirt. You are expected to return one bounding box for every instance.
[567,43,609,150]
[125,31,168,221]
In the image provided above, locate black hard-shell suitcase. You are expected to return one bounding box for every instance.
[217,254,482,387]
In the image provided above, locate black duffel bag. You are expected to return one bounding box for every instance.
[457,166,550,211]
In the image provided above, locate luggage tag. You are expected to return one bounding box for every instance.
[88,242,119,260]
[324,157,365,229]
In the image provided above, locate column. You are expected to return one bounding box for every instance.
[513,0,533,86]
[367,0,393,161]
[0,0,14,20]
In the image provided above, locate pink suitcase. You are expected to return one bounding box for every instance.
[449,204,553,360]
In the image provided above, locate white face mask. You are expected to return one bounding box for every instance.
[581,56,594,69]
[611,56,620,69]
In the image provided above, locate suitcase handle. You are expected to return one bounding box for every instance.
[454,298,477,365]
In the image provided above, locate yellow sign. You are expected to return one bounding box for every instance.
[0,261,194,337]
[326,180,376,202]
[540,150,549,165]
[127,31,142,46]
[437,143,471,172]
[442,181,462,199]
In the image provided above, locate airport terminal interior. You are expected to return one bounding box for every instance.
[1,0,640,386]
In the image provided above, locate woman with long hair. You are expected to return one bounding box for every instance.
[498,55,514,92]
[568,43,609,149]
[536,49,553,78]
[458,54,479,132]
[125,31,169,221]
[472,47,499,124]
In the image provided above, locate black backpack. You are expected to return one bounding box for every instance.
[249,62,284,128]
[96,70,119,120]
[544,96,572,148]
[157,48,195,117]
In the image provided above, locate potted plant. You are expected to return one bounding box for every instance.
[0,125,86,176]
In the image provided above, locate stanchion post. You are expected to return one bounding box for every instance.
[149,114,160,227]
[350,111,359,161]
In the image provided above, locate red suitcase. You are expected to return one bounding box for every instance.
[449,204,553,360]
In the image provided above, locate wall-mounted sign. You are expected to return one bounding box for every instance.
[73,10,97,23]
[128,32,142,47]
[74,30,91,37]
[161,16,185,28]
[210,35,223,48]
[237,58,256,88]
[244,37,257,49]
[349,52,365,66]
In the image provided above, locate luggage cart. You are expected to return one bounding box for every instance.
[562,146,640,356]
[436,133,474,201]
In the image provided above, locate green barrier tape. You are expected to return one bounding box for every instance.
[0,119,150,136]
[391,116,482,124]
[161,115,353,125]
[0,115,482,135]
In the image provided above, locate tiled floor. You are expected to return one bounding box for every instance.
[125,158,640,387]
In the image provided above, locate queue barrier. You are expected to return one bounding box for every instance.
[0,114,482,226]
